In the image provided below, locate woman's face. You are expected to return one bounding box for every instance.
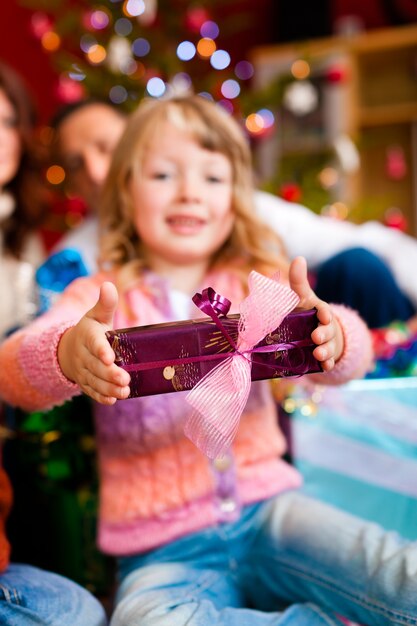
[0,88,21,188]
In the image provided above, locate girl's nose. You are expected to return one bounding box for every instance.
[178,172,202,201]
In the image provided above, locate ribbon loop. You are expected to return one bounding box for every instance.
[184,271,300,459]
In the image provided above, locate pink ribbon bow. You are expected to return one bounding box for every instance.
[184,270,300,459]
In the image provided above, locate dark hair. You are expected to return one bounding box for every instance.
[50,97,126,131]
[0,62,46,258]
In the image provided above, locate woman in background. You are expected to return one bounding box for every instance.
[0,60,45,339]
[0,61,107,626]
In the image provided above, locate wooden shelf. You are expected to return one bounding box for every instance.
[359,103,417,127]
[249,24,417,236]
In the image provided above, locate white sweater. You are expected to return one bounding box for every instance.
[53,191,417,307]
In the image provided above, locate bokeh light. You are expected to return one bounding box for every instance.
[234,60,254,80]
[245,113,264,134]
[80,34,97,53]
[86,44,107,64]
[177,41,196,61]
[114,17,133,36]
[146,76,166,97]
[220,79,240,99]
[109,85,128,103]
[90,9,110,30]
[46,165,65,185]
[41,31,61,52]
[68,64,86,81]
[124,0,145,17]
[198,92,214,101]
[318,167,339,189]
[200,21,219,39]
[197,38,216,59]
[218,99,234,114]
[210,50,230,70]
[291,59,310,80]
[257,108,275,128]
[132,37,150,57]
[30,12,52,39]
[171,72,192,94]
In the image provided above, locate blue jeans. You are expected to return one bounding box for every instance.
[0,563,107,625]
[111,491,417,626]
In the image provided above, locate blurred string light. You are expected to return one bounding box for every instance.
[291,58,310,80]
[170,72,192,94]
[109,84,128,103]
[68,64,86,81]
[146,76,166,97]
[88,9,111,30]
[245,109,275,136]
[235,60,254,80]
[196,37,216,58]
[115,17,133,36]
[124,0,145,18]
[87,43,107,64]
[210,50,230,70]
[218,99,234,114]
[41,31,61,52]
[200,21,219,39]
[80,34,97,54]
[28,0,269,137]
[46,165,65,185]
[220,79,240,99]
[177,41,196,61]
[132,37,150,57]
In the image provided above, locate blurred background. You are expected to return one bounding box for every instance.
[1,0,417,243]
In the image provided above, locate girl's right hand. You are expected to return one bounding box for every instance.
[58,281,131,404]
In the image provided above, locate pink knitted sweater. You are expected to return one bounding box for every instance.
[0,269,373,556]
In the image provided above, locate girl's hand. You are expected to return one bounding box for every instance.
[289,256,344,371]
[58,281,131,404]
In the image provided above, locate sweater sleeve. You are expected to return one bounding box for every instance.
[308,304,374,386]
[0,274,104,412]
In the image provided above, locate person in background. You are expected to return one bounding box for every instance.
[49,98,127,273]
[0,60,108,626]
[0,61,46,338]
[46,96,417,328]
[1,94,416,626]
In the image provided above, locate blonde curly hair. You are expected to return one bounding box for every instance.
[98,95,288,292]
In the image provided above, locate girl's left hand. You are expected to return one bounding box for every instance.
[289,256,344,371]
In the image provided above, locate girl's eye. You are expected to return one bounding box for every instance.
[152,171,172,180]
[207,175,223,183]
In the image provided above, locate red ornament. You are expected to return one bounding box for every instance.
[30,12,53,39]
[325,64,348,83]
[184,7,211,33]
[55,76,86,103]
[385,145,407,180]
[384,207,408,232]
[279,182,302,203]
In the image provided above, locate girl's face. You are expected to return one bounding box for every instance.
[0,88,21,188]
[130,120,234,274]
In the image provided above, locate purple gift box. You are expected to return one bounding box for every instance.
[106,308,322,399]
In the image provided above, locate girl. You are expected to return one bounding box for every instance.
[0,95,415,626]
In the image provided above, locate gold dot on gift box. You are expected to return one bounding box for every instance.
[163,366,176,380]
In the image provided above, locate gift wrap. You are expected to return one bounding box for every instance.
[287,377,417,540]
[107,308,322,398]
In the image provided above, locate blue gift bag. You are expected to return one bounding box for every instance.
[287,377,417,540]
